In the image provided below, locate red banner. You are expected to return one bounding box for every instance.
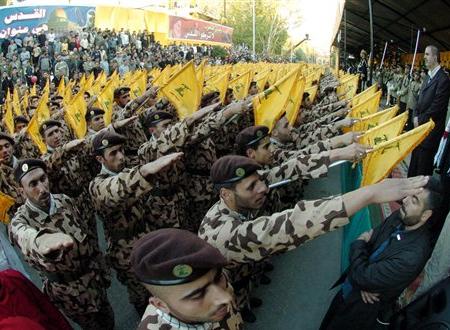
[168,16,233,45]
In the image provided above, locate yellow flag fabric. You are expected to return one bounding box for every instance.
[348,90,382,119]
[129,71,147,99]
[253,69,298,131]
[285,77,305,126]
[27,93,50,154]
[359,111,408,147]
[43,79,50,96]
[345,105,399,133]
[153,65,172,87]
[95,77,117,125]
[204,70,231,104]
[0,192,15,224]
[304,85,319,103]
[229,70,252,100]
[30,83,37,96]
[3,95,14,134]
[254,69,269,92]
[160,61,200,119]
[338,74,359,100]
[12,88,22,116]
[361,120,435,186]
[57,78,65,97]
[351,84,378,107]
[65,91,87,139]
[21,90,29,114]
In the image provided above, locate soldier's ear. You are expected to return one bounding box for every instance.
[220,187,233,202]
[246,148,255,159]
[95,155,105,164]
[149,296,169,314]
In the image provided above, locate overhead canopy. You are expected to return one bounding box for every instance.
[340,0,450,55]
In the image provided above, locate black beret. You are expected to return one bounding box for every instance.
[14,158,47,183]
[114,87,131,99]
[14,116,29,125]
[85,107,105,121]
[144,111,174,128]
[210,155,261,185]
[235,126,269,150]
[131,228,227,286]
[39,120,62,136]
[92,130,126,153]
[51,95,64,101]
[0,132,14,145]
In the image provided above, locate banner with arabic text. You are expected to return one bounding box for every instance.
[0,6,95,39]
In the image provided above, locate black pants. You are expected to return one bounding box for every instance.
[399,102,407,114]
[407,146,436,177]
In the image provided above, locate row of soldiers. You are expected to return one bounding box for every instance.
[0,69,428,329]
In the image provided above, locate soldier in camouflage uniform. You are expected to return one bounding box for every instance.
[112,86,159,166]
[89,129,184,314]
[199,156,429,323]
[131,228,243,330]
[10,158,114,329]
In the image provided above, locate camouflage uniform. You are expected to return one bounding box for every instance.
[293,124,340,149]
[89,165,156,314]
[0,158,24,218]
[112,102,150,166]
[10,194,113,329]
[138,278,242,330]
[199,156,333,310]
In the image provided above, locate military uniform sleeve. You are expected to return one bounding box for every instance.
[89,166,154,210]
[10,215,64,270]
[261,151,331,184]
[204,196,349,264]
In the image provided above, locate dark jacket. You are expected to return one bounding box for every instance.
[415,68,450,151]
[324,211,432,330]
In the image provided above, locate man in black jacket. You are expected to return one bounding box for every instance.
[320,177,442,330]
[408,45,450,177]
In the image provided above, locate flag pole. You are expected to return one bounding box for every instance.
[379,41,388,69]
[410,29,421,77]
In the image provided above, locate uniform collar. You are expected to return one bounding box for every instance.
[25,194,57,216]
[46,145,55,154]
[100,164,118,177]
[155,308,214,330]
[218,199,253,222]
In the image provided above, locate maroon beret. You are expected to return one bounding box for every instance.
[0,132,14,145]
[92,130,126,154]
[14,158,47,183]
[131,228,227,286]
[39,120,62,136]
[144,111,174,128]
[235,126,269,151]
[85,107,105,122]
[210,155,261,185]
[113,87,131,99]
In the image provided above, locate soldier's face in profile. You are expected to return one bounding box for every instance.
[147,269,233,323]
[99,145,125,173]
[232,173,268,210]
[0,139,13,165]
[89,115,105,132]
[273,116,293,144]
[248,84,259,95]
[43,126,64,149]
[149,119,173,138]
[20,168,51,209]
[15,122,27,133]
[249,139,273,166]
[118,93,131,106]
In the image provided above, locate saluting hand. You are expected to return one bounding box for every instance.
[113,115,138,129]
[141,152,184,176]
[36,232,74,256]
[369,176,429,204]
[63,139,85,152]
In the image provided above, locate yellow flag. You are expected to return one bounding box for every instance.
[129,71,147,99]
[253,69,298,131]
[254,69,270,92]
[3,94,14,134]
[285,77,306,126]
[351,84,378,107]
[64,80,74,104]
[204,69,231,104]
[337,74,359,100]
[348,90,382,119]
[12,88,22,116]
[304,85,319,103]
[30,83,37,97]
[346,105,399,133]
[160,61,200,119]
[21,90,29,115]
[361,120,435,186]
[57,78,65,97]
[0,192,15,224]
[196,60,206,90]
[43,78,50,96]
[360,112,408,147]
[153,65,172,87]
[229,70,252,100]
[26,92,50,154]
[65,91,87,139]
